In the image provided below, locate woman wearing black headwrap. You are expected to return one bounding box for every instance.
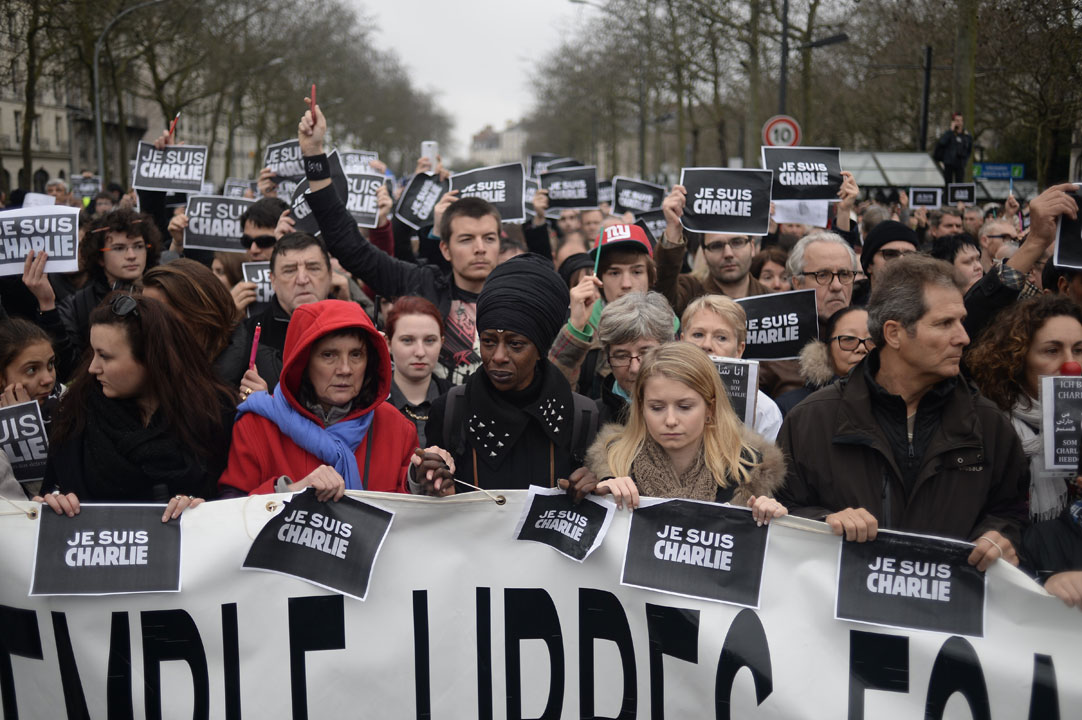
[420,254,601,493]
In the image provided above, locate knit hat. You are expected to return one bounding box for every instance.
[476,253,570,353]
[557,252,595,289]
[860,220,919,272]
[588,223,653,260]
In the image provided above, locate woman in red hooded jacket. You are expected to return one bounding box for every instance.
[218,299,416,499]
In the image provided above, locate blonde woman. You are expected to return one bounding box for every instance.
[585,342,786,520]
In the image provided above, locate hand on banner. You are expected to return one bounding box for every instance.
[290,465,346,502]
[661,185,686,245]
[414,156,450,181]
[557,466,599,503]
[768,201,777,234]
[275,208,295,239]
[231,281,259,313]
[532,189,550,226]
[431,190,460,238]
[568,272,602,333]
[595,476,640,511]
[1007,183,1078,277]
[167,212,188,252]
[257,167,278,199]
[411,446,456,496]
[376,184,393,228]
[1044,571,1082,611]
[968,530,1018,572]
[39,491,80,517]
[152,129,180,151]
[298,96,326,157]
[238,368,268,403]
[22,250,56,312]
[162,495,204,522]
[0,383,31,407]
[825,507,878,542]
[369,159,388,176]
[747,495,787,526]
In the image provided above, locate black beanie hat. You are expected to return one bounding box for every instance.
[557,252,595,289]
[477,253,570,353]
[860,220,919,272]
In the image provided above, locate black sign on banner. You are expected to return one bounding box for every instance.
[947,183,977,206]
[540,166,599,210]
[72,175,102,202]
[836,530,986,637]
[183,195,254,252]
[0,206,80,277]
[524,179,539,218]
[735,289,819,360]
[449,163,526,223]
[263,139,306,199]
[242,261,272,319]
[340,150,379,174]
[1052,185,1082,270]
[760,146,842,201]
[346,172,384,228]
[30,505,182,596]
[395,173,449,231]
[711,357,759,427]
[131,141,208,193]
[243,488,394,601]
[612,176,666,216]
[634,209,665,250]
[909,187,942,208]
[514,486,614,562]
[680,167,773,236]
[223,178,257,198]
[528,152,561,178]
[289,151,348,236]
[621,498,769,607]
[0,400,48,484]
[598,180,613,206]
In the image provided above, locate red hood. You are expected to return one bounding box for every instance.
[279,299,391,424]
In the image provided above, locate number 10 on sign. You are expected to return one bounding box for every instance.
[762,115,802,147]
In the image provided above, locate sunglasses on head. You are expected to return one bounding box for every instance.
[110,294,139,318]
[241,233,277,250]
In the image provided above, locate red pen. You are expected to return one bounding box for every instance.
[168,111,180,137]
[248,323,261,370]
[310,84,316,112]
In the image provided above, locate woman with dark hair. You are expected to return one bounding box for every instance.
[751,246,790,293]
[385,296,450,446]
[212,252,245,290]
[141,258,238,365]
[968,295,1082,522]
[39,293,235,521]
[930,233,984,293]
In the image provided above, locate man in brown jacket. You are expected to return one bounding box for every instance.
[777,254,1029,572]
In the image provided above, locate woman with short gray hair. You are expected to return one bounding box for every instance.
[596,291,677,424]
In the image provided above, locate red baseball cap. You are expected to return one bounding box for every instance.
[588,223,653,260]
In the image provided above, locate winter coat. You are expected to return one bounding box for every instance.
[654,236,769,319]
[217,296,292,389]
[775,339,838,416]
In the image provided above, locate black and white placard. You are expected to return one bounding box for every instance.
[449,163,525,223]
[131,142,208,193]
[72,175,102,203]
[1041,375,1082,469]
[621,498,770,607]
[0,205,80,276]
[735,289,819,360]
[223,177,257,198]
[634,209,665,250]
[909,187,942,209]
[760,146,842,201]
[242,261,272,319]
[947,183,976,206]
[345,172,384,228]
[395,173,449,230]
[340,150,379,174]
[183,195,253,252]
[711,357,759,427]
[0,400,47,484]
[598,180,613,206]
[31,505,182,596]
[540,165,598,210]
[534,156,582,176]
[1052,184,1082,270]
[243,488,394,601]
[528,152,561,178]
[513,486,614,562]
[524,178,539,218]
[612,176,666,216]
[679,167,773,236]
[263,139,306,199]
[289,151,348,237]
[836,529,985,637]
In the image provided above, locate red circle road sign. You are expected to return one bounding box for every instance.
[762,115,802,147]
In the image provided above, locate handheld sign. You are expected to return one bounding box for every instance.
[72,176,103,204]
[528,152,561,177]
[524,178,539,218]
[131,141,208,193]
[680,168,773,235]
[836,529,985,637]
[31,505,182,596]
[771,199,829,228]
[345,171,384,228]
[395,173,449,230]
[735,289,819,360]
[340,150,379,175]
[183,195,253,252]
[449,163,526,223]
[243,488,394,601]
[612,176,666,216]
[540,165,599,211]
[223,177,257,198]
[598,179,614,206]
[0,205,80,277]
[534,156,582,176]
[513,486,614,562]
[289,151,348,236]
[711,357,759,427]
[947,183,977,206]
[22,193,56,208]
[263,139,306,199]
[242,261,272,319]
[634,209,665,250]
[1041,375,1082,469]
[621,498,770,608]
[760,146,842,201]
[909,187,942,209]
[0,400,48,484]
[1052,184,1082,270]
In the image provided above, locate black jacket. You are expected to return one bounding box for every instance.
[216,296,292,389]
[934,130,973,168]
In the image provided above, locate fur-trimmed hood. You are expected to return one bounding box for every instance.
[585,422,786,506]
[798,340,837,388]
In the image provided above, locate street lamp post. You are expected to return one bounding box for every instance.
[94,0,166,181]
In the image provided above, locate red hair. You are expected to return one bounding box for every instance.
[384,296,444,339]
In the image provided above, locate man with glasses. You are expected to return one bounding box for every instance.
[852,221,920,305]
[976,220,1019,273]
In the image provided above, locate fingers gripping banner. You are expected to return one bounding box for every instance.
[0,492,1078,719]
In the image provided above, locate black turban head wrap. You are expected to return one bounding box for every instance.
[476,253,570,354]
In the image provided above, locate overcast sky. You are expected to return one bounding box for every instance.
[365,0,591,157]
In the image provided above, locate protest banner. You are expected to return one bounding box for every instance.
[735,289,819,360]
[0,400,47,484]
[263,139,306,199]
[1052,184,1082,269]
[183,196,253,253]
[345,172,384,228]
[21,193,55,208]
[242,261,272,319]
[909,187,942,208]
[449,163,525,223]
[760,146,842,201]
[131,142,208,193]
[634,209,665,250]
[540,165,598,210]
[528,152,561,177]
[947,183,977,206]
[711,356,759,427]
[598,179,613,206]
[0,205,80,277]
[612,176,666,215]
[1041,375,1082,469]
[395,173,449,230]
[0,491,1078,717]
[513,486,613,562]
[680,168,773,235]
[223,178,256,198]
[339,150,379,175]
[71,176,102,204]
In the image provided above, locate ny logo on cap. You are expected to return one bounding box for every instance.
[604,225,632,243]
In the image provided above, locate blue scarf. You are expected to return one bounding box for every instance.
[237,384,374,490]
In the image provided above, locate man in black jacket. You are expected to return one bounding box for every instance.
[933,112,973,185]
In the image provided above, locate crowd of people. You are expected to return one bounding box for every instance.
[2,100,1082,612]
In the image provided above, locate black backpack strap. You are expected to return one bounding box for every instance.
[441,384,468,455]
[569,392,600,464]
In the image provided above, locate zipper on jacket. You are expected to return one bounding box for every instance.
[881,472,892,530]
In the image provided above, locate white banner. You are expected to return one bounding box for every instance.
[0,491,1078,719]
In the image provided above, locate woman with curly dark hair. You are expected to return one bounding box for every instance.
[967,295,1082,521]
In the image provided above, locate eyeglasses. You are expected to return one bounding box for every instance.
[101,241,147,253]
[878,248,917,261]
[242,233,277,250]
[608,352,649,368]
[703,237,751,253]
[110,294,139,318]
[799,269,857,285]
[831,334,874,352]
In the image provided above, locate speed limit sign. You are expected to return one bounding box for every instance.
[762,115,802,147]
